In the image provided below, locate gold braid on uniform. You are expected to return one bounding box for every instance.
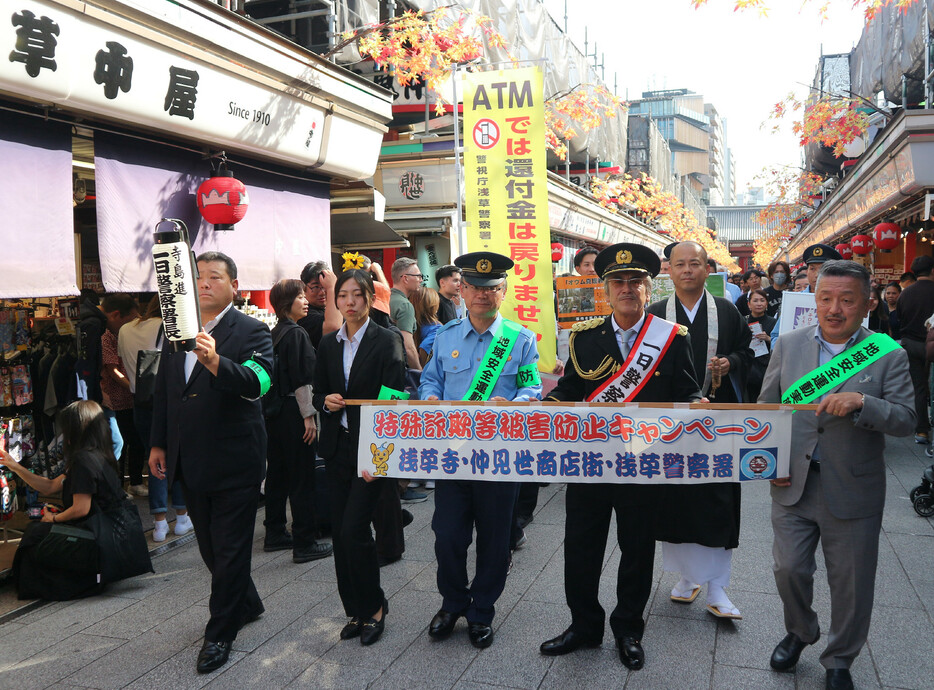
[569,317,620,381]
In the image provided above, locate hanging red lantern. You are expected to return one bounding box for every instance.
[873,222,902,253]
[197,164,249,231]
[834,243,853,260]
[850,234,872,255]
[551,243,564,262]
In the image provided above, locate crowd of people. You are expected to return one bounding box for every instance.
[8,238,931,690]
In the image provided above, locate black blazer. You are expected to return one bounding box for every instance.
[547,314,701,405]
[151,307,274,493]
[313,321,406,461]
[546,314,701,503]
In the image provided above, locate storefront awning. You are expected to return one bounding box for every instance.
[94,131,330,292]
[789,110,934,261]
[0,111,77,298]
[0,0,392,181]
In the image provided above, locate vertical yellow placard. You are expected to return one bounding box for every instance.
[462,67,556,372]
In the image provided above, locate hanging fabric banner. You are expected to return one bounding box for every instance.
[357,403,791,484]
[462,66,556,371]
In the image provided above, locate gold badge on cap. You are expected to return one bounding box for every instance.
[813,247,823,257]
[476,259,492,273]
[616,250,632,265]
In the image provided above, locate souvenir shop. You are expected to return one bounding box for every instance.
[0,0,392,576]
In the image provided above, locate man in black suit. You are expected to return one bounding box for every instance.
[540,243,701,670]
[149,251,273,674]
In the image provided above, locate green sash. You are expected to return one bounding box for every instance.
[781,332,901,404]
[463,319,522,401]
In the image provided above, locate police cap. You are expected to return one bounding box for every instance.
[455,251,514,287]
[594,243,661,279]
[803,243,842,264]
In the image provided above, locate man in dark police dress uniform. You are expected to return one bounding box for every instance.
[539,243,701,670]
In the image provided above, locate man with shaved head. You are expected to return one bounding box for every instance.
[647,241,753,620]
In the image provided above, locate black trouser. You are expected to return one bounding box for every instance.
[509,481,539,548]
[902,338,930,434]
[433,479,519,625]
[264,399,317,549]
[564,483,656,640]
[374,477,404,561]
[114,407,144,485]
[327,430,384,619]
[182,480,264,643]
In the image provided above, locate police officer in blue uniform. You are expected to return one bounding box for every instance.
[420,251,542,648]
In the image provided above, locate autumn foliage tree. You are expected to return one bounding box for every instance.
[591,174,737,269]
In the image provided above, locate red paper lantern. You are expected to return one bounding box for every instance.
[834,243,853,260]
[197,168,249,231]
[551,243,564,262]
[873,222,902,253]
[850,234,872,255]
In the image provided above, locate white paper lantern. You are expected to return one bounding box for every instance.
[152,219,201,352]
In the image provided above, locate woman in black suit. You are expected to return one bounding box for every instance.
[313,269,406,646]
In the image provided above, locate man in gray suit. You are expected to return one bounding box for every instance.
[759,260,915,690]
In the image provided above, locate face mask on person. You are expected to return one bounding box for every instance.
[772,272,787,287]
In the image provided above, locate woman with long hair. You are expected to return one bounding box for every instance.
[765,260,791,316]
[313,269,406,646]
[744,288,776,402]
[0,400,126,599]
[263,278,332,562]
[867,285,891,335]
[117,294,191,542]
[409,285,443,367]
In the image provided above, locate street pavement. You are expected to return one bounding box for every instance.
[0,435,932,689]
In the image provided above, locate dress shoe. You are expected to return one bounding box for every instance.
[196,640,231,674]
[468,622,494,648]
[428,609,462,639]
[263,531,293,552]
[769,632,815,671]
[540,628,601,656]
[826,668,854,690]
[340,617,361,640]
[616,636,644,670]
[360,599,388,646]
[402,509,414,527]
[293,542,333,563]
[378,554,402,568]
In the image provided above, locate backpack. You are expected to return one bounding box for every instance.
[262,323,301,420]
[134,329,164,408]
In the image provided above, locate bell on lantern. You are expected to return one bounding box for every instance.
[551,242,564,263]
[850,234,873,255]
[873,222,902,253]
[197,161,249,231]
[834,243,853,260]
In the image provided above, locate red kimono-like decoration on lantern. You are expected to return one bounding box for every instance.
[873,222,902,253]
[197,170,249,231]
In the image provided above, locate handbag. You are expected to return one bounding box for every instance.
[35,523,100,575]
[134,329,164,408]
[85,498,154,584]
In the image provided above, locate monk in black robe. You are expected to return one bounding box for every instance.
[646,241,753,619]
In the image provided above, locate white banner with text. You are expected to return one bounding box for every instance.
[356,404,791,484]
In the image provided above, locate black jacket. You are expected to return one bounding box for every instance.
[76,300,107,404]
[151,307,273,492]
[313,321,407,461]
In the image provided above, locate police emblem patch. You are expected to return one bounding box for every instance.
[477,259,492,273]
[813,247,823,257]
[616,250,632,265]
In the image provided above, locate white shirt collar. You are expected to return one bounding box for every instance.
[203,301,234,334]
[611,313,645,343]
[336,317,370,344]
[678,293,705,323]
